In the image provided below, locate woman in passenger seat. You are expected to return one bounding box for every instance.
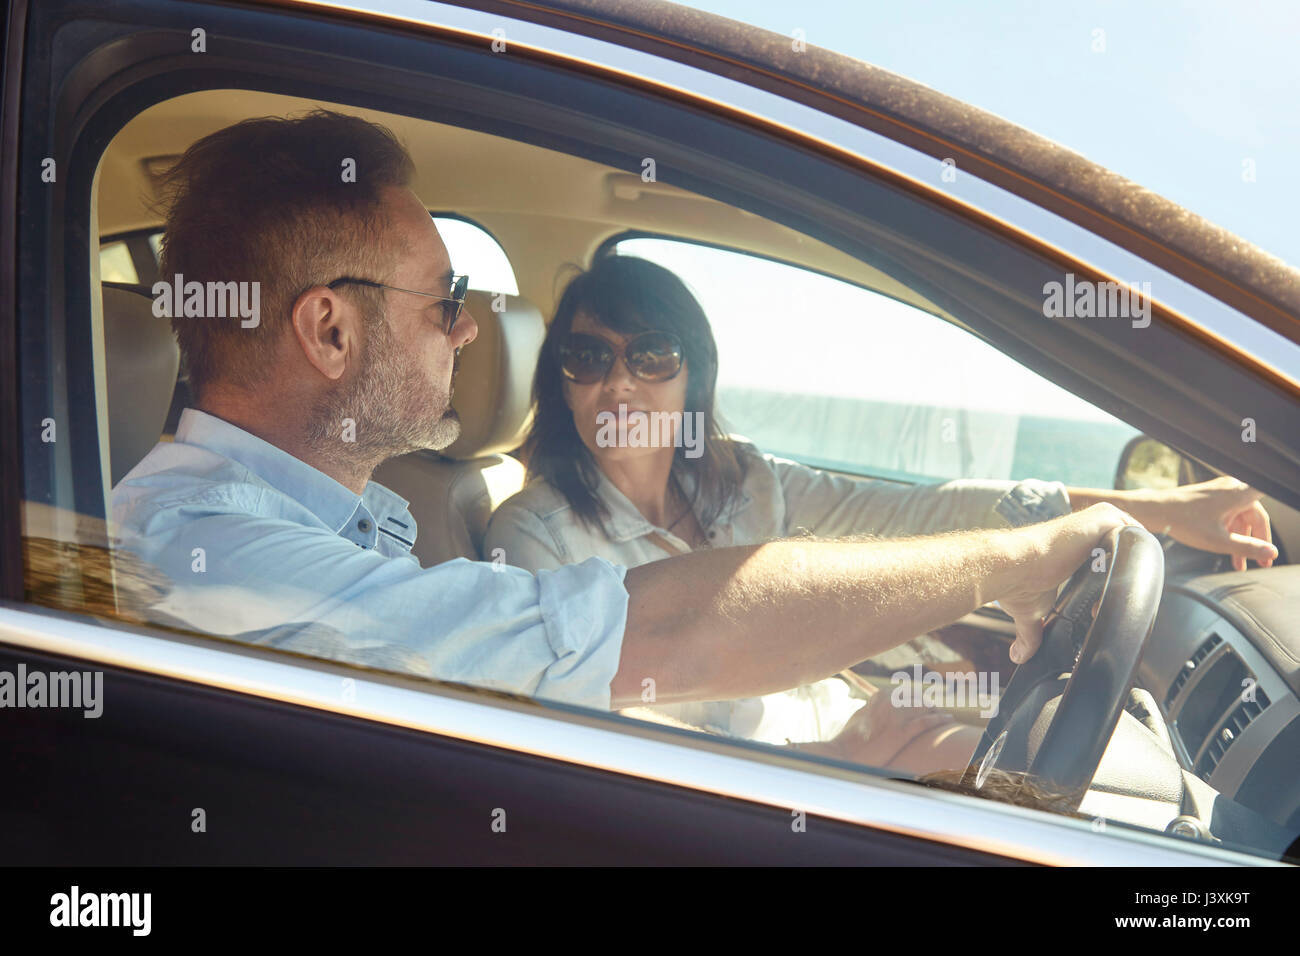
[482,254,1071,773]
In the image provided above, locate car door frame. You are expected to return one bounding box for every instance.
[0,0,1292,865]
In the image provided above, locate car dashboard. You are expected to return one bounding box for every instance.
[1140,553,1300,835]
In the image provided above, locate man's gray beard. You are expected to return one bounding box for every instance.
[306,317,461,464]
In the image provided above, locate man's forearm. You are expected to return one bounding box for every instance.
[614,526,1036,708]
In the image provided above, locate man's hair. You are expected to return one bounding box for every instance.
[155,110,415,398]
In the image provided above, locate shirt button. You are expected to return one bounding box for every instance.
[358,518,373,533]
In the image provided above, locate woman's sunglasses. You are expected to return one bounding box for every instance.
[557,330,684,385]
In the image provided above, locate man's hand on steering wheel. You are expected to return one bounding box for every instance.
[996,503,1142,666]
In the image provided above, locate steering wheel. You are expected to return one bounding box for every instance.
[967,524,1165,809]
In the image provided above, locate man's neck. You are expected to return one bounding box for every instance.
[195,394,377,496]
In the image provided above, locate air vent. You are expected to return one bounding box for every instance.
[1165,632,1222,708]
[1195,689,1271,781]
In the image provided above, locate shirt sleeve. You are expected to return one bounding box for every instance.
[121,507,629,710]
[769,453,1071,538]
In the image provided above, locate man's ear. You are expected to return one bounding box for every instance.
[291,286,357,381]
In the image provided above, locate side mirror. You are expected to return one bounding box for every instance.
[1114,436,1200,490]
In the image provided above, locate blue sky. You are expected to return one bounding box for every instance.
[676,0,1299,268]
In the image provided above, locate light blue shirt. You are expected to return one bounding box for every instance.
[110,408,629,710]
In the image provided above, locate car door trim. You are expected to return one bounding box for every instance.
[0,602,1280,866]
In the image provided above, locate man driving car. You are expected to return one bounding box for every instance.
[110,110,1276,738]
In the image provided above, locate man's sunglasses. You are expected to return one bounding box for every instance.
[557,330,684,385]
[328,274,469,335]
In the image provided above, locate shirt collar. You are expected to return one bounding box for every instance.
[590,462,752,544]
[174,408,414,543]
[591,469,656,542]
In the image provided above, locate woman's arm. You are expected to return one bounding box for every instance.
[1066,477,1275,571]
[769,451,1066,539]
[768,450,1273,570]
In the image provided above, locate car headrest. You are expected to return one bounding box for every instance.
[442,290,545,460]
[103,284,180,485]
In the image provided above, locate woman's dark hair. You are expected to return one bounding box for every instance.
[524,254,747,532]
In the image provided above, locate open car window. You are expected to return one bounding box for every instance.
[612,236,1141,489]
